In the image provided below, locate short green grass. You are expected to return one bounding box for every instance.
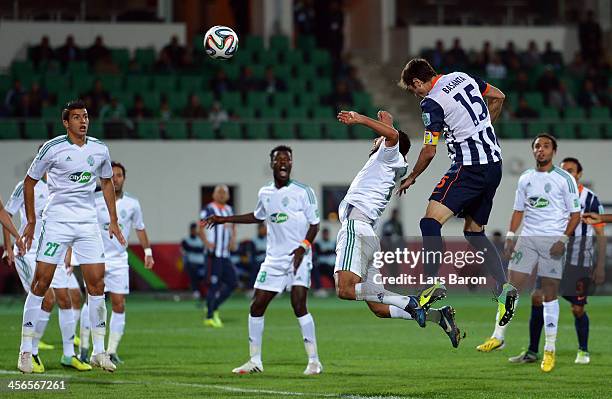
[1,294,611,398]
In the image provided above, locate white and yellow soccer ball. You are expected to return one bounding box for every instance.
[204,25,239,60]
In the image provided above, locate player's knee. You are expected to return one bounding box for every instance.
[571,304,585,318]
[291,302,307,317]
[31,279,51,296]
[250,300,266,317]
[336,284,355,300]
[86,282,105,296]
[55,294,71,309]
[531,294,543,307]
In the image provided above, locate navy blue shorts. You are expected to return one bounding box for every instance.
[561,265,591,306]
[429,161,502,226]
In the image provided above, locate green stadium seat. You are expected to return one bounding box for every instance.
[325,122,349,139]
[552,122,576,139]
[524,92,544,109]
[505,91,519,110]
[221,63,241,80]
[164,120,188,139]
[125,76,151,92]
[56,91,78,107]
[284,50,304,67]
[258,49,281,65]
[312,107,334,119]
[297,93,318,107]
[311,79,332,96]
[539,107,560,119]
[66,61,89,75]
[298,65,317,81]
[98,75,123,92]
[137,121,161,139]
[604,123,612,139]
[271,92,293,108]
[564,107,585,119]
[192,34,205,52]
[71,74,96,95]
[167,92,189,113]
[220,91,242,109]
[231,106,256,119]
[247,92,269,107]
[297,36,316,52]
[0,120,20,139]
[43,75,70,94]
[219,122,242,139]
[192,121,215,139]
[285,106,308,119]
[527,122,550,136]
[500,122,524,139]
[353,92,372,112]
[352,125,376,140]
[198,91,215,108]
[115,91,135,109]
[576,122,601,139]
[244,36,264,51]
[143,92,161,111]
[231,49,254,66]
[250,64,265,79]
[310,49,332,67]
[589,107,610,120]
[152,75,177,92]
[42,106,60,119]
[299,122,323,139]
[110,48,130,69]
[88,122,104,138]
[288,79,307,93]
[12,60,35,77]
[272,122,295,139]
[245,123,271,139]
[134,48,156,68]
[270,35,290,51]
[24,120,49,140]
[0,74,12,93]
[17,73,42,89]
[258,107,282,119]
[52,120,66,136]
[274,65,291,81]
[179,76,204,91]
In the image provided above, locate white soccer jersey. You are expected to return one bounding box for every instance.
[567,185,605,267]
[27,135,113,223]
[5,180,49,255]
[254,180,319,267]
[340,141,407,224]
[513,166,581,236]
[421,72,502,165]
[95,192,145,265]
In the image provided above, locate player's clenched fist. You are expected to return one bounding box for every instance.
[201,215,224,229]
[337,110,363,125]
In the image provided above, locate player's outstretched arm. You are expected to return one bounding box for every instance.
[337,110,399,145]
[100,177,127,246]
[483,85,505,123]
[202,212,261,229]
[397,138,437,196]
[583,212,612,224]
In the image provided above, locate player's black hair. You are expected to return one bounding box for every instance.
[398,130,411,157]
[531,133,558,151]
[561,157,583,173]
[398,58,437,90]
[189,222,197,230]
[61,99,87,121]
[270,145,292,161]
[111,161,126,177]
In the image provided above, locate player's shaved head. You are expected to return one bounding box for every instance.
[213,185,230,204]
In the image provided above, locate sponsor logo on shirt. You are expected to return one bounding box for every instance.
[421,112,431,126]
[270,212,289,223]
[68,171,92,184]
[528,196,549,208]
[87,155,95,166]
[544,183,551,193]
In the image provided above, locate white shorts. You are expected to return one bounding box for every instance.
[334,219,380,278]
[50,264,80,289]
[508,236,564,279]
[254,256,312,293]
[36,221,105,265]
[104,264,130,294]
[14,252,36,292]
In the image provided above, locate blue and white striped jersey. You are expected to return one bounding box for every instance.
[200,202,234,258]
[420,72,502,165]
[567,185,605,268]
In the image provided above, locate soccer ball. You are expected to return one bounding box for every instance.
[204,25,238,60]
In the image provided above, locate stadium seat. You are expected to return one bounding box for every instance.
[12,60,34,77]
[312,107,334,119]
[325,122,349,139]
[310,49,332,67]
[110,48,130,69]
[247,92,269,107]
[524,92,544,109]
[297,65,318,81]
[153,75,177,92]
[353,92,373,112]
[576,122,601,139]
[66,61,89,75]
[88,122,104,138]
[270,35,290,51]
[551,123,576,139]
[192,34,205,52]
[245,123,270,139]
[271,92,294,108]
[564,107,585,119]
[168,92,189,113]
[134,48,156,69]
[125,75,151,92]
[56,91,78,107]
[198,91,215,108]
[604,123,612,139]
[284,50,304,67]
[71,74,96,95]
[539,107,559,120]
[191,121,215,139]
[250,64,265,79]
[244,36,264,52]
[297,36,316,52]
[258,107,282,119]
[143,92,161,111]
[222,63,241,80]
[98,75,123,92]
[527,122,550,136]
[0,74,12,93]
[220,91,242,109]
[258,49,281,66]
[296,93,318,107]
[285,106,308,119]
[500,122,524,139]
[311,79,333,96]
[0,120,20,139]
[299,122,323,139]
[164,120,188,139]
[52,120,66,136]
[231,106,256,119]
[288,79,307,93]
[352,125,376,140]
[272,122,295,139]
[589,106,610,120]
[17,73,42,90]
[41,106,59,119]
[219,122,242,139]
[43,74,70,94]
[24,120,49,140]
[136,121,161,139]
[273,65,291,82]
[114,91,135,109]
[179,76,204,91]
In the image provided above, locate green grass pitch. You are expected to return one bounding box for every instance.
[1,294,611,398]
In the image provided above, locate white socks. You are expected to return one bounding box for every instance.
[543,299,559,352]
[58,308,76,357]
[73,308,81,326]
[492,308,508,340]
[20,292,43,353]
[32,310,51,356]
[107,312,126,354]
[88,294,107,355]
[390,306,413,320]
[248,315,264,365]
[297,313,319,362]
[355,282,411,309]
[79,303,90,352]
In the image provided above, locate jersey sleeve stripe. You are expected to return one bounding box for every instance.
[553,168,577,193]
[12,182,24,198]
[38,138,67,159]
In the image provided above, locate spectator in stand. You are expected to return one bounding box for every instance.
[86,79,110,117]
[210,69,234,97]
[430,40,445,70]
[183,94,207,118]
[208,101,229,130]
[541,41,563,69]
[312,227,336,298]
[162,35,185,68]
[260,66,287,93]
[473,41,493,71]
[294,0,316,36]
[520,40,540,69]
[344,66,364,92]
[514,71,531,95]
[128,95,152,119]
[4,79,26,116]
[444,38,467,70]
[381,208,404,240]
[578,10,603,66]
[181,223,206,300]
[86,35,110,67]
[238,66,260,94]
[486,54,507,80]
[154,48,175,74]
[328,80,353,113]
[127,58,143,74]
[94,54,121,75]
[549,81,576,110]
[30,36,55,69]
[577,79,602,109]
[157,95,173,120]
[26,82,47,117]
[568,52,587,79]
[537,67,560,105]
[99,97,127,121]
[501,41,520,70]
[56,35,81,68]
[514,97,539,119]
